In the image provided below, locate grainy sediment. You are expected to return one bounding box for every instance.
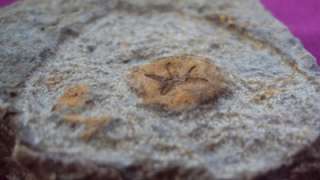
[0,0,320,179]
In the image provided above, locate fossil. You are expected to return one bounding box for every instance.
[127,55,229,111]
[52,84,90,111]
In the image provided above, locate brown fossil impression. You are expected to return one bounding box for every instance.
[127,55,229,111]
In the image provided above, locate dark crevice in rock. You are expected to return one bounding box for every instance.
[86,45,96,53]
[0,89,20,103]
[122,162,215,180]
[0,106,30,179]
[254,136,320,180]
[13,143,216,180]
[0,106,18,158]
[38,47,56,61]
[57,26,81,44]
[13,144,123,180]
[0,157,34,180]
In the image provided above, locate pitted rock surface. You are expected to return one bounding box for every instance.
[1,0,320,179]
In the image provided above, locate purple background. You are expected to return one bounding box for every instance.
[261,0,320,65]
[0,0,319,64]
[0,0,14,6]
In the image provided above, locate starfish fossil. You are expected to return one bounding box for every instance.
[144,62,209,95]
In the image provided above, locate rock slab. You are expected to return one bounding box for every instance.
[1,0,320,179]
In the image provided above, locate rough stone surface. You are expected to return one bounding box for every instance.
[1,0,320,179]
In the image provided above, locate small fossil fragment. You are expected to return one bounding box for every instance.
[253,88,282,104]
[127,55,228,111]
[63,114,112,141]
[52,84,90,111]
[53,85,111,141]
[45,73,64,89]
[251,75,293,104]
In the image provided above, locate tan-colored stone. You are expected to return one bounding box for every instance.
[53,84,89,111]
[127,55,228,111]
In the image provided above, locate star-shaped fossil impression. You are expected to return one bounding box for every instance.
[127,55,228,111]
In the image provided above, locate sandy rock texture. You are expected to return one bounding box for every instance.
[1,0,320,179]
